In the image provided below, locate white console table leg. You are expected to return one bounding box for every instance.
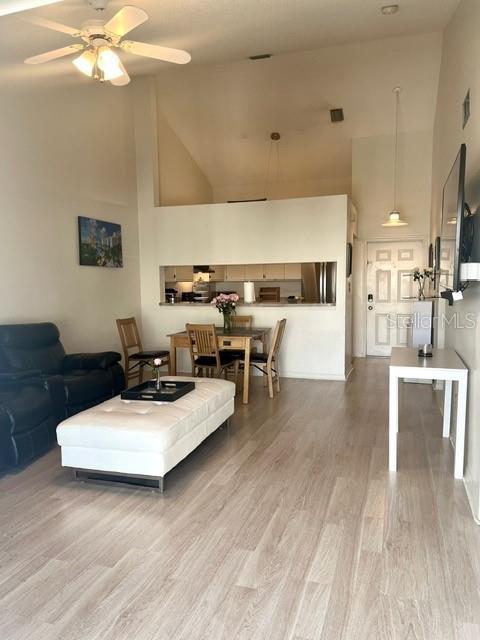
[443,380,452,438]
[454,375,468,479]
[389,371,398,472]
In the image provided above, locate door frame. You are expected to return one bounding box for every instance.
[354,238,428,358]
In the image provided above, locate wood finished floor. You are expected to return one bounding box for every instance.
[0,358,479,640]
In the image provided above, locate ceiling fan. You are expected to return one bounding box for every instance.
[23,1,191,86]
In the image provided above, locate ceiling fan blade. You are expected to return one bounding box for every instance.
[121,41,191,64]
[26,15,81,36]
[25,43,84,64]
[104,5,148,38]
[0,0,63,17]
[110,59,130,86]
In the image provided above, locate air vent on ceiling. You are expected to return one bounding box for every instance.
[330,108,344,123]
[249,54,272,60]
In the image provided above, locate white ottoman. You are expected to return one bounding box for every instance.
[56,377,235,492]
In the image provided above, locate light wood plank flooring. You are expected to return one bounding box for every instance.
[0,358,479,639]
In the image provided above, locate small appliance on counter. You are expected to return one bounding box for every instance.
[165,288,177,304]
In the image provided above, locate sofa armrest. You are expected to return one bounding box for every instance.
[63,352,122,372]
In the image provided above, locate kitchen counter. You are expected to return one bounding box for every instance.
[158,300,336,307]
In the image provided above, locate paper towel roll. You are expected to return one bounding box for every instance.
[244,281,256,303]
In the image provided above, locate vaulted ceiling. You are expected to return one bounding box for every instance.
[154,31,443,200]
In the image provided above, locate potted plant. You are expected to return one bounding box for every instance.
[211,293,239,332]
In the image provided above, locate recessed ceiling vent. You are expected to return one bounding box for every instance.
[330,108,344,123]
[249,53,272,60]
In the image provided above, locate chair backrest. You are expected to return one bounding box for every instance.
[231,315,253,328]
[259,287,280,302]
[116,317,143,363]
[185,324,220,369]
[268,319,287,365]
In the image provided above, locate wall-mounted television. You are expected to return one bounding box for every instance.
[439,144,468,293]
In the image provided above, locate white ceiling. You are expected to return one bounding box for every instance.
[0,0,461,85]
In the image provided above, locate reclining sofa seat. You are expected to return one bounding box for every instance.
[0,372,57,469]
[0,323,125,420]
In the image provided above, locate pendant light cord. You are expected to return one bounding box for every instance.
[393,87,400,211]
[264,139,273,199]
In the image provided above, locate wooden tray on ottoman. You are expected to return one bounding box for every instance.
[121,380,195,402]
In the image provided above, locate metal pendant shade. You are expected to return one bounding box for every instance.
[382,88,408,227]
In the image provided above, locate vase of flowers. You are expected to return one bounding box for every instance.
[152,357,163,390]
[412,268,434,301]
[211,293,239,333]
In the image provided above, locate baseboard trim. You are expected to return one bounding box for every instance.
[463,474,480,525]
[280,372,349,381]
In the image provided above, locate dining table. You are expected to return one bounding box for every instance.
[167,326,271,404]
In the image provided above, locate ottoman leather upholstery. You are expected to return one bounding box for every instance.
[56,377,235,486]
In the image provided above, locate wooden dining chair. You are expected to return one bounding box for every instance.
[259,287,281,302]
[246,318,286,398]
[116,317,170,385]
[231,315,253,328]
[186,323,239,384]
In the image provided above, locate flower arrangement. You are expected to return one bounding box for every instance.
[211,293,239,332]
[412,268,434,300]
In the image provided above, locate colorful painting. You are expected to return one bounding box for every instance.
[78,216,123,268]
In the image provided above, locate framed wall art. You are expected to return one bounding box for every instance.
[78,216,123,268]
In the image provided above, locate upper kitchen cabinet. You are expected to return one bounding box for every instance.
[209,266,225,282]
[263,264,285,280]
[164,266,176,281]
[226,265,246,281]
[164,265,194,282]
[284,263,302,280]
[245,264,265,281]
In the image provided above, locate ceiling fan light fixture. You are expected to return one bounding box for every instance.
[97,47,123,80]
[72,49,96,77]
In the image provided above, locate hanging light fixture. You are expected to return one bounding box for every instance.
[382,87,408,227]
[72,47,123,82]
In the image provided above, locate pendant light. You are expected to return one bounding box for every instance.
[382,87,408,227]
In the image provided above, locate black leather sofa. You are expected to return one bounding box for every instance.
[0,372,58,470]
[0,323,125,469]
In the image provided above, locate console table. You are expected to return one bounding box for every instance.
[389,347,468,479]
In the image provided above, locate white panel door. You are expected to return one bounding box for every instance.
[366,241,424,356]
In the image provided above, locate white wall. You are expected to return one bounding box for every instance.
[353,131,434,240]
[157,95,213,206]
[0,84,140,354]
[430,0,480,521]
[138,196,349,379]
